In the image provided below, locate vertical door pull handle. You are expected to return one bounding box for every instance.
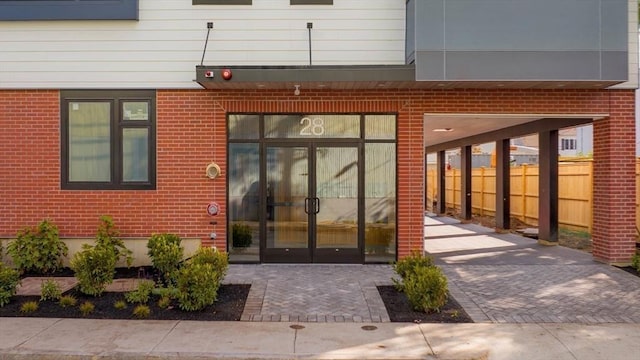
[314,197,320,214]
[304,198,310,214]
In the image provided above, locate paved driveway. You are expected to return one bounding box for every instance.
[424,215,640,324]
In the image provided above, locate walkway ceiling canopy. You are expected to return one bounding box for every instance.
[424,114,607,153]
[195,65,620,90]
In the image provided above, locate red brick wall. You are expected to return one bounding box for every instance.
[592,90,637,264]
[1,88,636,263]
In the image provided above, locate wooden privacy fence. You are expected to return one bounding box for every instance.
[426,159,640,233]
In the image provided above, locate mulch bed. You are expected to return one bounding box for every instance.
[377,285,473,323]
[0,284,250,321]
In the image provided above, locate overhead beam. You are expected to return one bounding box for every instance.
[426,117,592,153]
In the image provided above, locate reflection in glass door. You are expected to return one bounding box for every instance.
[313,146,360,262]
[265,146,311,262]
[263,144,361,263]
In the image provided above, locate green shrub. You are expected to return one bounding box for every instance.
[632,254,640,272]
[132,304,151,319]
[392,251,434,290]
[114,300,127,310]
[157,296,171,309]
[70,245,117,296]
[189,247,229,281]
[175,263,218,312]
[58,295,77,308]
[20,301,39,314]
[147,233,183,286]
[79,301,95,316]
[404,266,448,313]
[125,280,155,304]
[40,279,62,301]
[393,251,434,279]
[172,247,228,312]
[231,223,253,248]
[7,219,68,275]
[95,216,133,267]
[0,264,20,307]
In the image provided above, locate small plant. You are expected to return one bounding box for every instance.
[125,280,155,304]
[7,219,68,274]
[114,300,127,310]
[40,279,62,301]
[20,301,39,314]
[0,263,21,307]
[79,301,95,316]
[231,223,253,248]
[95,215,133,267]
[632,254,640,272]
[404,266,448,313]
[392,251,434,291]
[70,245,117,296]
[132,304,151,319]
[157,296,171,309]
[147,233,183,286]
[58,295,77,308]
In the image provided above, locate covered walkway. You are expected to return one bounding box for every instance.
[425,214,640,324]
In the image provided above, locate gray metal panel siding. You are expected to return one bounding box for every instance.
[0,0,139,21]
[444,0,600,51]
[413,0,628,82]
[415,51,445,80]
[601,51,629,80]
[601,0,628,50]
[406,0,416,63]
[415,0,444,50]
[445,51,600,80]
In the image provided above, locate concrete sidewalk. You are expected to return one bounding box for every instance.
[2,317,640,360]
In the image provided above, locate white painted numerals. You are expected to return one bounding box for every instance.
[299,117,325,136]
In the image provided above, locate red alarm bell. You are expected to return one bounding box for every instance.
[222,68,232,80]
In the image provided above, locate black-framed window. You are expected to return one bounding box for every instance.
[193,0,252,5]
[61,90,156,190]
[0,0,138,21]
[291,0,333,4]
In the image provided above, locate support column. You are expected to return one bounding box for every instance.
[538,130,559,244]
[592,91,637,265]
[495,139,511,230]
[436,150,446,214]
[461,145,472,220]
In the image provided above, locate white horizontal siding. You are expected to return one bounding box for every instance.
[0,0,406,89]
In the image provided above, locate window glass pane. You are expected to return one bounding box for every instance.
[123,102,149,121]
[228,143,260,262]
[68,102,111,182]
[365,143,396,262]
[365,114,396,139]
[228,114,259,139]
[265,114,360,138]
[122,128,149,182]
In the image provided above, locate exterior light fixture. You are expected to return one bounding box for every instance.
[433,128,453,132]
[294,85,301,96]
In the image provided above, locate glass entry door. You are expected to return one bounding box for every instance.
[264,143,361,263]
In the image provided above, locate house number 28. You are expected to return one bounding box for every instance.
[299,117,325,136]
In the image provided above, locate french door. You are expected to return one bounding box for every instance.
[263,142,362,263]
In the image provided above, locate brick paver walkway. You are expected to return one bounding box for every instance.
[224,264,395,322]
[424,215,640,324]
